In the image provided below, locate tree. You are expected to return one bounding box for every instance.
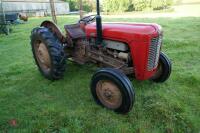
[103,0,130,12]
[102,0,174,12]
[64,0,95,12]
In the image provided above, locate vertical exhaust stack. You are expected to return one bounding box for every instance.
[96,0,103,45]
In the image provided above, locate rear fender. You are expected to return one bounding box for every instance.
[40,20,66,43]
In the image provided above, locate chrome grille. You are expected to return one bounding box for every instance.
[147,36,162,71]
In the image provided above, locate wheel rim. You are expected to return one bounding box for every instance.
[96,80,122,109]
[152,63,163,79]
[34,41,51,72]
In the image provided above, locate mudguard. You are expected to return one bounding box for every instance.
[40,20,66,43]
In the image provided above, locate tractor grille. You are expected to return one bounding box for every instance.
[147,35,162,71]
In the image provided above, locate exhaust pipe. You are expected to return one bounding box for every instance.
[96,0,103,46]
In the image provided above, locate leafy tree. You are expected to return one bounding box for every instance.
[102,0,174,12]
[132,0,149,11]
[63,0,95,12]
[63,0,78,11]
[64,0,174,12]
[103,0,130,12]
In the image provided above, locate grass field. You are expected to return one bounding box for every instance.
[0,16,200,133]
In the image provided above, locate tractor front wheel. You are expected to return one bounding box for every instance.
[90,68,135,114]
[151,52,172,83]
[30,27,66,80]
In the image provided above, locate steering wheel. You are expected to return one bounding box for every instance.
[78,15,96,24]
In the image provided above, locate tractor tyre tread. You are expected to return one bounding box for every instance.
[30,27,66,80]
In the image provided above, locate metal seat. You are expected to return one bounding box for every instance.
[64,24,86,39]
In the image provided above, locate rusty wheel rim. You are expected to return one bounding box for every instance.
[96,80,122,109]
[152,63,163,79]
[34,41,51,72]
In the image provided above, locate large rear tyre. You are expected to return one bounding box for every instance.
[30,27,66,80]
[151,52,172,83]
[90,68,135,114]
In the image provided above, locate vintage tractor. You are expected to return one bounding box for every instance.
[30,0,172,114]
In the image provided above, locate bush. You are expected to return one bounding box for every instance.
[64,0,94,12]
[65,0,174,12]
[103,0,174,12]
[82,1,92,12]
[132,0,149,11]
[103,0,130,12]
[151,0,173,10]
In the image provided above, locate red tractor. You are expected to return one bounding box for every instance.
[30,0,172,114]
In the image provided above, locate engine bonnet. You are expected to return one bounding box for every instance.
[85,22,162,43]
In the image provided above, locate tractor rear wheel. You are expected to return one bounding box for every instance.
[90,68,135,114]
[30,27,66,80]
[151,52,172,83]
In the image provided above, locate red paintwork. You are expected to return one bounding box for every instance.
[85,22,163,80]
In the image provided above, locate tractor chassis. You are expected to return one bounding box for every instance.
[63,38,134,75]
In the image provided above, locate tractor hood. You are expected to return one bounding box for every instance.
[85,22,162,43]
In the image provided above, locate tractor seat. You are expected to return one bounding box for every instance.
[64,24,86,39]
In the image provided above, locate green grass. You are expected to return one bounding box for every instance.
[0,16,200,133]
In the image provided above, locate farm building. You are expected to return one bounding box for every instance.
[1,0,70,16]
